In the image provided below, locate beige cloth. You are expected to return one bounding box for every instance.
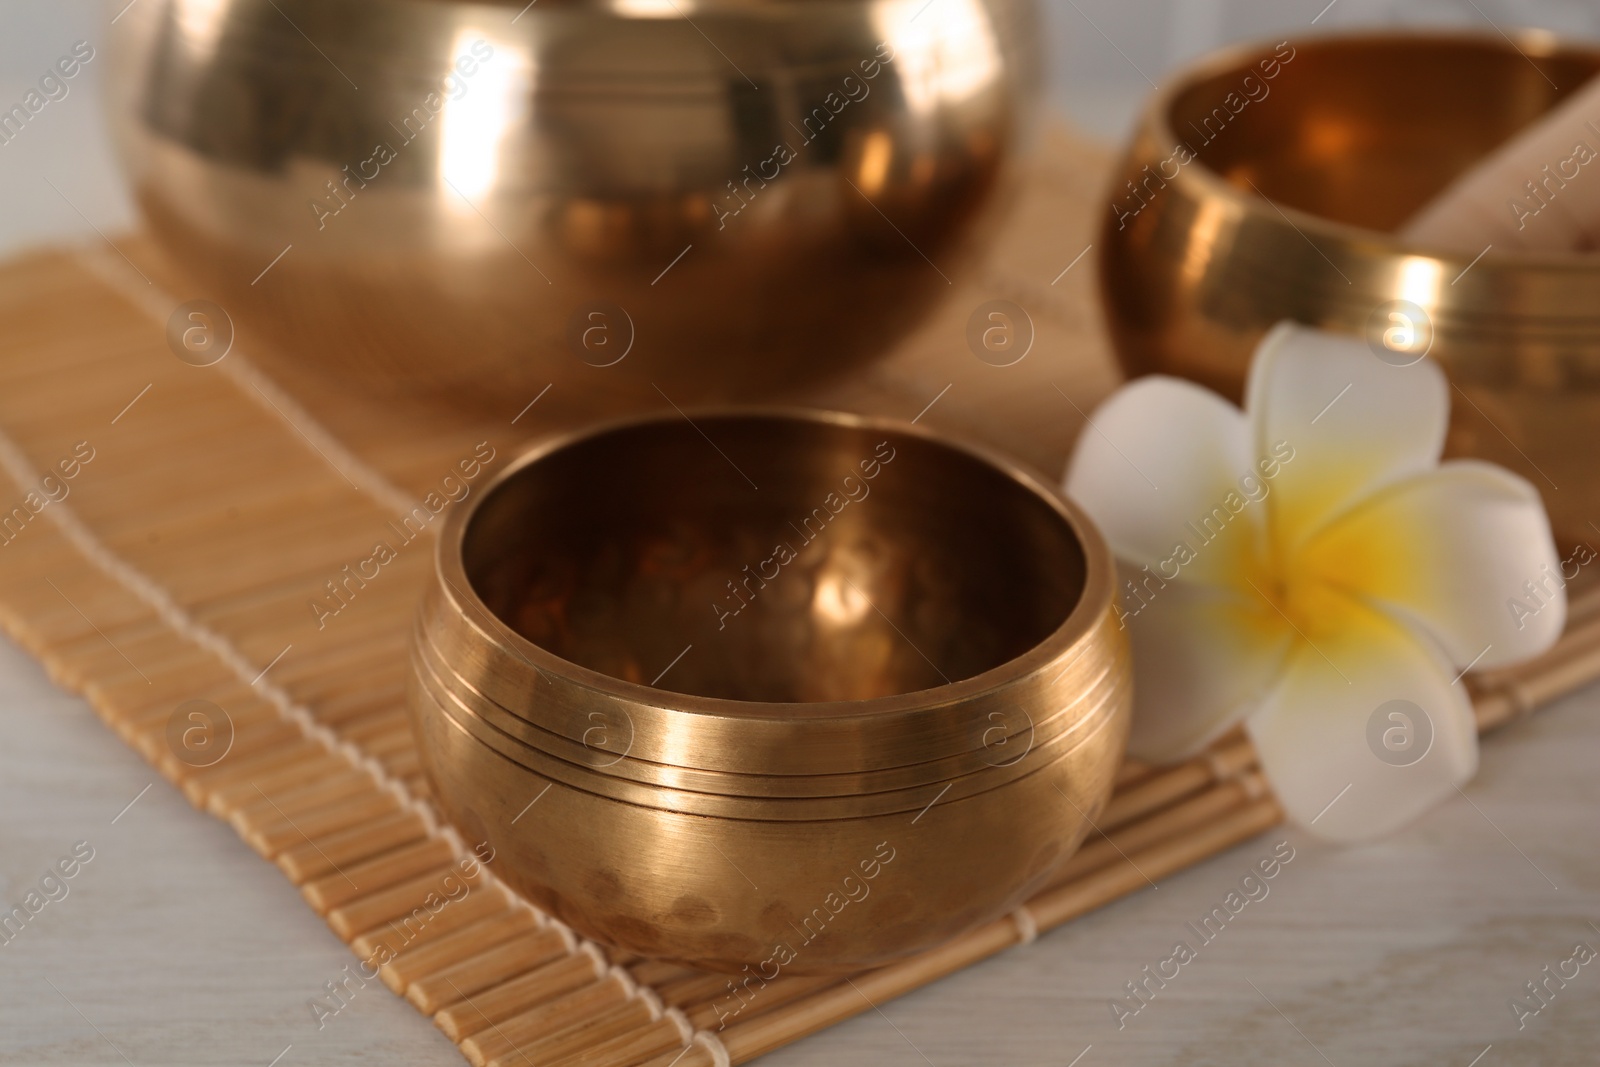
[1402,73,1600,253]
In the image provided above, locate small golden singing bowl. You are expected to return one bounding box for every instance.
[407,410,1129,973]
[1099,31,1600,550]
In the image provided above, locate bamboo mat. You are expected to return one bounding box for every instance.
[1,122,1597,1067]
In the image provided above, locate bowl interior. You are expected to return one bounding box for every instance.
[1172,35,1600,232]
[463,414,1085,704]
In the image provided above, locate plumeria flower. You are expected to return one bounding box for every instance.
[1065,322,1564,841]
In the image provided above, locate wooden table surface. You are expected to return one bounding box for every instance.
[3,627,1597,1066]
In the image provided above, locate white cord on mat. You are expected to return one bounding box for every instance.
[1010,905,1039,946]
[542,915,580,955]
[663,1007,694,1043]
[629,977,665,1021]
[0,424,352,771]
[696,1031,733,1067]
[579,942,610,977]
[72,244,423,522]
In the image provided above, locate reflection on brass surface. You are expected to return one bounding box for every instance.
[407,410,1130,973]
[107,0,1040,412]
[1099,32,1600,550]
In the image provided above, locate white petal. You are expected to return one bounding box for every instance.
[1120,574,1293,763]
[1246,595,1477,842]
[1246,322,1450,553]
[1302,460,1565,670]
[1065,376,1260,586]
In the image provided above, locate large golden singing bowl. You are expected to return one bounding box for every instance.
[407,410,1129,973]
[106,0,1040,411]
[1099,32,1600,550]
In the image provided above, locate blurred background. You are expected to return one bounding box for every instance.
[5,0,1600,259]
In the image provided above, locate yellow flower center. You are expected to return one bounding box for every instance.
[1230,492,1400,657]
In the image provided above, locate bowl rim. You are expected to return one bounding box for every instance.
[1141,26,1600,273]
[432,405,1116,724]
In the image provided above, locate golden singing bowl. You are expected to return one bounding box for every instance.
[1099,31,1600,550]
[407,409,1129,973]
[106,0,1040,412]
